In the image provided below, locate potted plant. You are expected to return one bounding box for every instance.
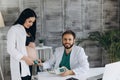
[75,38,87,46]
[88,29,120,62]
[39,39,44,47]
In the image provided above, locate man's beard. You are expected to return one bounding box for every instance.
[63,43,74,49]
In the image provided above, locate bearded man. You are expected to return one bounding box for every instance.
[39,30,89,76]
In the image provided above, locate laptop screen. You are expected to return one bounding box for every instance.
[102,61,120,80]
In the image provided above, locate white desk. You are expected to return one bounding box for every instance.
[35,72,87,80]
[32,67,104,80]
[87,67,104,80]
[36,46,53,61]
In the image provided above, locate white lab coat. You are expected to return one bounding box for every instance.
[43,45,89,75]
[7,24,30,80]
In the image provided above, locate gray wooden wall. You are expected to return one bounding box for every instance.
[0,0,120,79]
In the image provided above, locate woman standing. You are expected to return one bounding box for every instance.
[7,8,37,80]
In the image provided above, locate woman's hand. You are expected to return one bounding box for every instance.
[21,56,34,65]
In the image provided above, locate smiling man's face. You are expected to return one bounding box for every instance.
[62,34,75,49]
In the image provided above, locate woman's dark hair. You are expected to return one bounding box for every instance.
[14,8,37,40]
[62,30,76,39]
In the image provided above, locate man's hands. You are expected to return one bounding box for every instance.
[60,70,75,76]
[37,59,43,66]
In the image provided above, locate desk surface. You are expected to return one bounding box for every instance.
[33,67,104,80]
[37,72,86,80]
[87,67,104,80]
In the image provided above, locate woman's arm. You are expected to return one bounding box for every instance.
[7,27,34,65]
[7,28,23,61]
[21,56,34,65]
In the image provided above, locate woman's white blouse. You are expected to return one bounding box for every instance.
[7,24,30,80]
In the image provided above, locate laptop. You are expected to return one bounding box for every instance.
[102,61,120,80]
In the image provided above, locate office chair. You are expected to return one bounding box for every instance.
[0,64,4,80]
[102,61,120,80]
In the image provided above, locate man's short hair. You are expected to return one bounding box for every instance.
[62,30,76,39]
